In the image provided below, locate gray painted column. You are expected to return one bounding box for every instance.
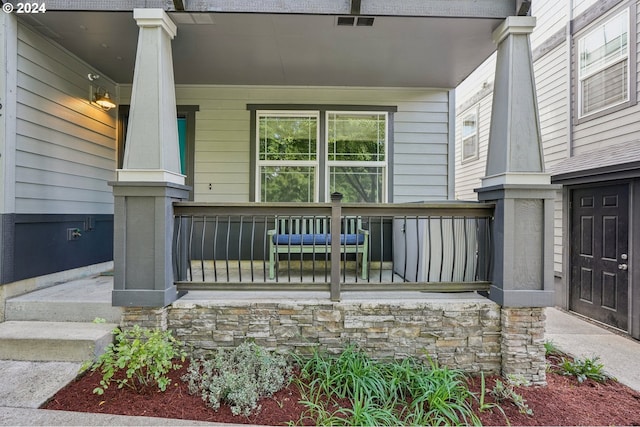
[476,16,559,308]
[111,9,189,308]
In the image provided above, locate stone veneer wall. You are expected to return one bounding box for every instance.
[501,307,546,384]
[121,306,168,330]
[160,296,503,374]
[122,298,548,383]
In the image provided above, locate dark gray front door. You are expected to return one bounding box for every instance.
[570,184,629,330]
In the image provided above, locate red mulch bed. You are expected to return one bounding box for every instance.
[43,360,640,426]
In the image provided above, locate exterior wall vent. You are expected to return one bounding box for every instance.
[337,16,355,26]
[356,17,374,26]
[336,16,374,27]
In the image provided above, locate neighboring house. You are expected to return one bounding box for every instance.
[455,0,640,339]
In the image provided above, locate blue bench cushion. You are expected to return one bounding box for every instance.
[273,233,365,246]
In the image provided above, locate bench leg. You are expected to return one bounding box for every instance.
[269,247,276,279]
[359,253,368,280]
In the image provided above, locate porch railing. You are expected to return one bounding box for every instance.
[173,197,494,300]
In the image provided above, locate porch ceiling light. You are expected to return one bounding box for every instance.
[87,73,117,111]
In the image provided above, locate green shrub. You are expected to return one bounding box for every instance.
[182,341,291,417]
[294,345,480,426]
[90,325,186,395]
[558,356,610,383]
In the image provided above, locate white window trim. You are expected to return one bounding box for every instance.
[461,106,479,163]
[325,111,389,202]
[577,8,630,119]
[255,110,320,202]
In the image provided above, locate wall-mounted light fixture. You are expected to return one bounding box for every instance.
[87,73,117,111]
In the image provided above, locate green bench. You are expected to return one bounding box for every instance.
[267,217,369,279]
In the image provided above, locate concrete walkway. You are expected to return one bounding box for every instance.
[545,307,640,391]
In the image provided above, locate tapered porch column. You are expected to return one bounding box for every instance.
[110,9,189,308]
[476,16,558,308]
[476,17,559,384]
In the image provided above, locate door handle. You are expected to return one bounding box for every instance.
[618,264,628,271]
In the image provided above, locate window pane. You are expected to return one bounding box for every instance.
[327,113,386,162]
[260,166,315,202]
[259,115,317,161]
[330,166,384,203]
[462,135,478,160]
[580,11,628,77]
[462,113,477,139]
[582,59,628,115]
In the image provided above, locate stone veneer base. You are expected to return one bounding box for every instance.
[121,294,547,384]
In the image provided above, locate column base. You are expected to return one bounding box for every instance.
[501,307,547,385]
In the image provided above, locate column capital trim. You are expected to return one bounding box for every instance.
[133,8,177,38]
[116,169,185,185]
[493,16,536,44]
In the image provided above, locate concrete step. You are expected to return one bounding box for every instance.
[0,321,116,362]
[4,275,122,323]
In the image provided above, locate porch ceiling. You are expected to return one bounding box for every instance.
[21,11,503,87]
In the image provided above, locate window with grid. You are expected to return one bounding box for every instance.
[257,112,319,203]
[327,112,387,203]
[578,9,629,117]
[255,110,388,203]
[461,109,478,162]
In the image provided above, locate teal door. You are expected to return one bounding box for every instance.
[178,117,187,175]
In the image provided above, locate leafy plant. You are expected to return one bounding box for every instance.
[90,325,186,395]
[543,340,564,357]
[558,356,610,383]
[490,378,533,416]
[293,345,480,426]
[182,341,291,416]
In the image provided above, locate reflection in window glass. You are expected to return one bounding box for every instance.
[259,115,317,161]
[255,110,388,202]
[329,166,384,203]
[327,112,387,203]
[260,166,315,202]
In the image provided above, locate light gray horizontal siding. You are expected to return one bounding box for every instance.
[121,85,453,203]
[15,23,116,215]
[454,94,491,201]
[532,39,568,274]
[531,0,568,50]
[534,43,569,170]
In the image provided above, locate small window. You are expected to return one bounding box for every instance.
[461,109,478,162]
[578,9,629,117]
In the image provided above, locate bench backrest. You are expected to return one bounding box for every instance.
[274,216,363,235]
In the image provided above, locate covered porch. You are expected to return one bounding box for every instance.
[4,0,555,382]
